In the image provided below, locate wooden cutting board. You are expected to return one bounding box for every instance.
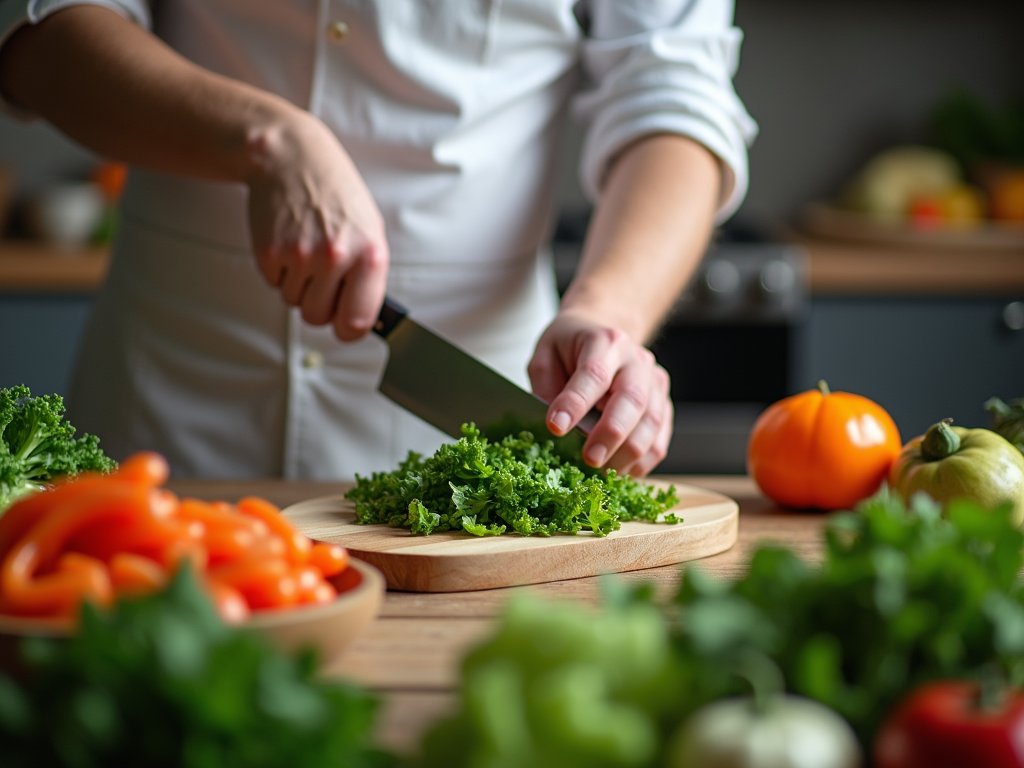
[283,481,738,592]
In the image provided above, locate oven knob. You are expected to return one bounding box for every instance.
[1004,301,1024,332]
[759,259,797,300]
[704,259,741,301]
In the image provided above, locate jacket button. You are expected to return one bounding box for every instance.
[326,20,350,43]
[302,350,324,370]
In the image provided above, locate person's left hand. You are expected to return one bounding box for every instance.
[528,311,673,477]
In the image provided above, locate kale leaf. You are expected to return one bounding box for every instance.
[346,424,678,537]
[0,385,116,513]
[986,396,1024,453]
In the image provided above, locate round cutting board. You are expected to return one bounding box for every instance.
[283,481,738,592]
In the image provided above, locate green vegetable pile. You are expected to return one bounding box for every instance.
[987,396,1024,454]
[930,89,1024,168]
[417,490,1024,766]
[1,385,115,513]
[346,424,679,538]
[0,567,392,768]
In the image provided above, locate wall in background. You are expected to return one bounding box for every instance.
[3,1,1022,225]
[555,0,1024,224]
[732,0,1024,225]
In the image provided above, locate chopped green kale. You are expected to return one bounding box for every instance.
[345,424,678,538]
[986,396,1024,454]
[0,385,116,513]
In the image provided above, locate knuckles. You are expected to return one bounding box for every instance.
[616,384,649,413]
[578,359,613,390]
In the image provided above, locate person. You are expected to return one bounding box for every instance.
[0,0,756,480]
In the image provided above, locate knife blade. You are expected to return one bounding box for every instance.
[373,297,597,455]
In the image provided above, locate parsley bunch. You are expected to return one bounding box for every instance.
[417,490,1024,766]
[345,424,678,537]
[0,567,392,768]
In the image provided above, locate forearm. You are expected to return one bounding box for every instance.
[0,5,317,184]
[561,134,721,343]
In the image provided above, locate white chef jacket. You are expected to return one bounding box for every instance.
[0,0,756,480]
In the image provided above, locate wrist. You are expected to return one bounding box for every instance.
[240,103,327,185]
[558,286,651,343]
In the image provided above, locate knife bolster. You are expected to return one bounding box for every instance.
[374,297,408,339]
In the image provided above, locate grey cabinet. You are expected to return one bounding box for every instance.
[805,296,1024,441]
[0,295,94,396]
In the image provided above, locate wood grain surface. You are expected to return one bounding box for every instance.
[166,475,829,756]
[280,481,738,592]
[0,241,110,292]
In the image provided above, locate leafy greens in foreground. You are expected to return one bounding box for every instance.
[987,395,1024,454]
[346,424,679,537]
[417,490,1024,767]
[0,385,115,512]
[0,567,392,768]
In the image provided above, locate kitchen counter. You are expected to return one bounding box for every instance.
[0,241,109,292]
[2,236,1023,295]
[166,474,820,757]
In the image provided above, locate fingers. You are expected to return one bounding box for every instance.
[580,346,655,468]
[544,328,625,437]
[528,335,569,406]
[631,397,673,477]
[608,365,672,476]
[535,312,674,476]
[333,239,389,341]
[252,215,388,337]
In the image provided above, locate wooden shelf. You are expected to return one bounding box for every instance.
[0,241,110,293]
[790,233,1024,297]
[2,236,1022,297]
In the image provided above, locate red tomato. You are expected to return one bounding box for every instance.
[747,381,902,510]
[874,681,1024,768]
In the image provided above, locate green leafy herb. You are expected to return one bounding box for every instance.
[0,566,393,768]
[417,489,1024,766]
[418,589,675,768]
[986,396,1024,454]
[346,424,678,537]
[0,385,116,513]
[677,489,1024,747]
[930,89,1024,167]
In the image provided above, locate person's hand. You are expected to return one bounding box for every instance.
[245,113,388,341]
[528,311,673,477]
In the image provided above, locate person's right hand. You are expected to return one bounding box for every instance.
[245,113,388,341]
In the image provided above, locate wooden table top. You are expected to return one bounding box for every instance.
[166,474,826,757]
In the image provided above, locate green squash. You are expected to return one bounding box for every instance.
[889,420,1024,525]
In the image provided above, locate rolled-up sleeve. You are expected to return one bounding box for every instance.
[574,0,758,221]
[0,0,151,118]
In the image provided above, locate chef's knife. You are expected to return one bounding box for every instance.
[373,296,597,454]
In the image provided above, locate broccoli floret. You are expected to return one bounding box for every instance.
[0,385,116,512]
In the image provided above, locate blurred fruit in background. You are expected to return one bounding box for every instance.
[93,161,128,203]
[27,182,105,247]
[844,145,960,223]
[908,184,986,230]
[90,160,128,245]
[989,169,1024,222]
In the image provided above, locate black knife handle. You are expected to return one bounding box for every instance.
[374,296,408,339]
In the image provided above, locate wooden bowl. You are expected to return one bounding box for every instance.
[0,558,385,675]
[245,558,385,663]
